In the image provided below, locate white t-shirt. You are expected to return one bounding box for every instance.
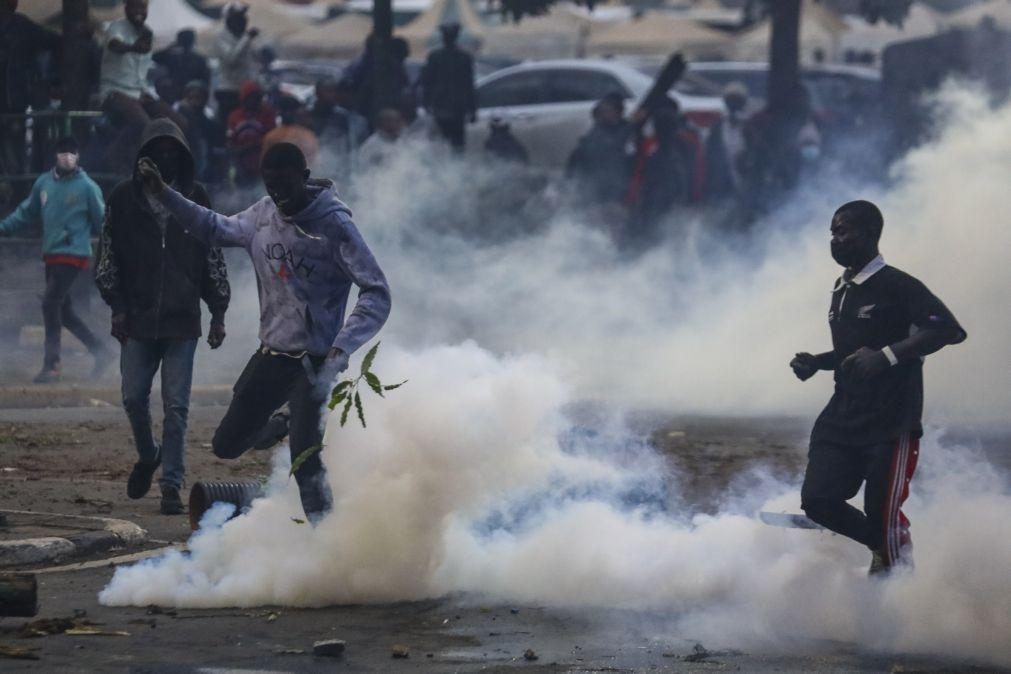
[100,19,153,100]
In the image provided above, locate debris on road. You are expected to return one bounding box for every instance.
[683,642,715,663]
[392,643,410,658]
[17,616,79,637]
[312,639,346,657]
[523,648,539,661]
[64,627,130,637]
[0,643,39,660]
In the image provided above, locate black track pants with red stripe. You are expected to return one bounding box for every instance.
[800,434,920,566]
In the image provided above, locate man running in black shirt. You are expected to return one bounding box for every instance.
[791,200,966,575]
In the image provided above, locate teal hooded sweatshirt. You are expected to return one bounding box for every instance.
[0,168,105,259]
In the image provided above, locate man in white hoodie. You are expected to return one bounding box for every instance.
[136,142,390,522]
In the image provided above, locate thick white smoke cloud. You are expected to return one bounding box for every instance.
[101,87,1011,666]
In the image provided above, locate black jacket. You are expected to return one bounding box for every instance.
[95,119,229,341]
[421,45,476,119]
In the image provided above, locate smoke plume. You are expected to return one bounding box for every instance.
[101,86,1011,667]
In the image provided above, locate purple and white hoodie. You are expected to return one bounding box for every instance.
[160,179,390,357]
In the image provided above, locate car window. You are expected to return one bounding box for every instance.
[477,71,551,108]
[543,69,630,104]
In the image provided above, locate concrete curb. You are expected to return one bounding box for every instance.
[0,510,147,568]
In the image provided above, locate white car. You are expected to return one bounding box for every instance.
[467,59,725,168]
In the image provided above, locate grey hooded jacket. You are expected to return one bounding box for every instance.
[159,179,390,357]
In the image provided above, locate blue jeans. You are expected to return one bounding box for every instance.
[120,338,198,491]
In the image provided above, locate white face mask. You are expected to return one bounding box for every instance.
[56,152,79,173]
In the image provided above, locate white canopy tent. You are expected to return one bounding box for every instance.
[840,4,940,58]
[480,3,592,59]
[731,0,848,63]
[282,13,374,58]
[586,12,731,58]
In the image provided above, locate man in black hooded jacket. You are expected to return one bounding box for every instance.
[96,118,230,515]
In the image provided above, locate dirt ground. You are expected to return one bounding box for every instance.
[1,343,1008,673]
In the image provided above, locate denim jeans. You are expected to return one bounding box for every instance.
[120,338,198,491]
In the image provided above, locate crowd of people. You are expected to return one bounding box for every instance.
[0,0,972,583]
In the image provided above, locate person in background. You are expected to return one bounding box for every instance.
[95,119,230,516]
[791,200,965,576]
[0,137,111,383]
[175,80,221,182]
[421,23,476,151]
[212,2,260,130]
[484,117,528,164]
[135,141,391,524]
[152,29,210,88]
[311,78,368,180]
[262,95,319,170]
[705,82,749,202]
[152,69,181,108]
[358,108,405,168]
[566,94,633,207]
[0,0,60,175]
[227,80,275,187]
[99,0,186,173]
[627,97,694,244]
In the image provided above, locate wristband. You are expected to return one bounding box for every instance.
[881,346,899,366]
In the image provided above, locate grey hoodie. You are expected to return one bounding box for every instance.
[159,179,390,357]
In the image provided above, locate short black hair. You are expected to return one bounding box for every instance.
[834,200,883,241]
[55,136,79,154]
[261,142,306,172]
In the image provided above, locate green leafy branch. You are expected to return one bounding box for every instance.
[327,342,406,429]
[288,342,405,478]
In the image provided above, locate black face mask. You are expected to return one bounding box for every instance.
[830,240,864,268]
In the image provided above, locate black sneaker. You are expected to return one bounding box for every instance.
[868,550,890,577]
[160,486,184,515]
[253,411,290,450]
[127,452,161,500]
[33,366,61,384]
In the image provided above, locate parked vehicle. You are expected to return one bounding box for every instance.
[468,59,725,168]
[637,60,882,123]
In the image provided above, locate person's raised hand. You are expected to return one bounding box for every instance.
[136,157,166,196]
[790,352,819,381]
[840,346,889,380]
[207,320,226,349]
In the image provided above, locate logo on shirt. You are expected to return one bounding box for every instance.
[857,304,876,319]
[262,242,317,281]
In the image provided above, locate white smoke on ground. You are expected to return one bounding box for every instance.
[100,343,1011,665]
[100,86,1011,666]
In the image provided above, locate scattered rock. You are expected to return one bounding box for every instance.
[683,643,714,663]
[17,617,79,638]
[265,612,279,623]
[510,608,519,615]
[312,639,346,657]
[391,644,410,659]
[523,648,538,661]
[145,605,176,617]
[277,648,305,655]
